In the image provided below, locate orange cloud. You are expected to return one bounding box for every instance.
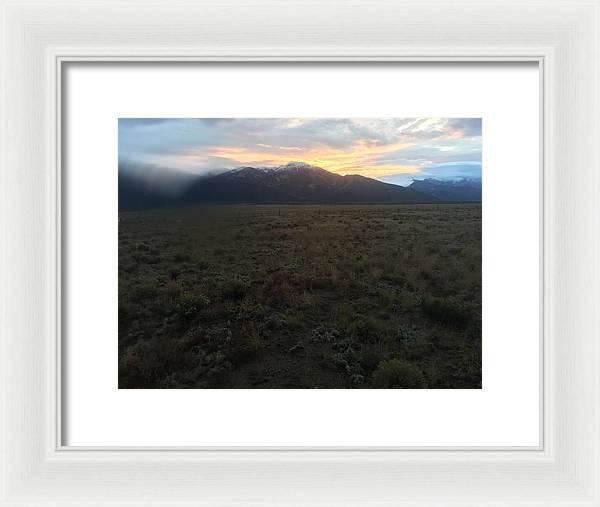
[196,138,419,177]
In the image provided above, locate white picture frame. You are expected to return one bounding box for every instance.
[1,0,598,505]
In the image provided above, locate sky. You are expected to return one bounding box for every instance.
[118,118,482,185]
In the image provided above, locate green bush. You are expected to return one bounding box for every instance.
[372,359,426,388]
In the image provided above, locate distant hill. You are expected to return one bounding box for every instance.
[119,162,439,210]
[408,178,482,202]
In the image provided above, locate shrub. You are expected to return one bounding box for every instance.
[396,326,418,345]
[420,296,470,328]
[262,272,293,308]
[196,260,211,271]
[227,321,262,363]
[221,278,250,301]
[372,359,426,388]
[172,252,192,263]
[310,326,339,344]
[357,349,382,372]
[263,312,287,331]
[306,276,334,291]
[175,292,210,320]
[347,316,385,342]
[205,325,233,350]
[118,340,164,387]
[130,279,160,301]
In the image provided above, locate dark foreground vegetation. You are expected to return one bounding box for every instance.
[119,204,481,388]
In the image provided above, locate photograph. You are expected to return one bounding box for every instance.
[118,117,482,389]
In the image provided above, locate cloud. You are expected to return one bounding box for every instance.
[118,118,482,181]
[379,162,482,186]
[447,118,482,137]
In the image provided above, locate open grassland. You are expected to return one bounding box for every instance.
[119,204,481,388]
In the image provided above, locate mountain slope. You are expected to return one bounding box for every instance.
[182,162,437,205]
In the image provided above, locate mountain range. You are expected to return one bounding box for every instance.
[119,161,481,211]
[408,178,482,202]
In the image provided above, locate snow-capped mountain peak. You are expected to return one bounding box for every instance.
[229,161,324,175]
[276,161,319,171]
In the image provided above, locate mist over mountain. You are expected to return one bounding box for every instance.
[119,161,199,196]
[119,161,440,210]
[118,162,201,211]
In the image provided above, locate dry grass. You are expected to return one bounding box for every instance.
[118,204,481,388]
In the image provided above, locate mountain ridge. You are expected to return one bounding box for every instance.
[182,162,437,207]
[408,177,482,202]
[119,161,478,211]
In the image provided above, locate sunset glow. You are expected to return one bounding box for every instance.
[119,118,482,184]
